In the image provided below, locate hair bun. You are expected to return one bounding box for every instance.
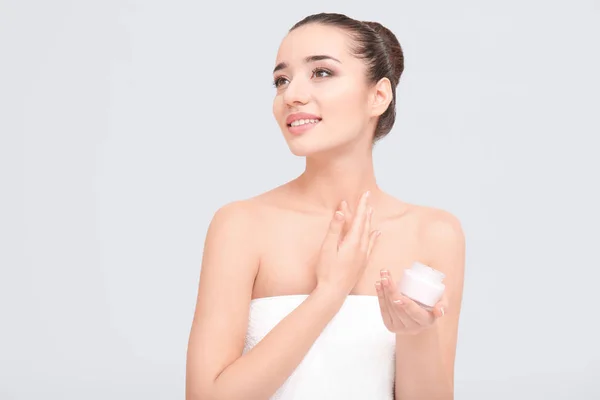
[361,21,404,85]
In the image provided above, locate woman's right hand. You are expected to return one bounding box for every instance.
[315,191,381,297]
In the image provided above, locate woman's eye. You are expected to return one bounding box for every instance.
[273,77,289,88]
[313,68,332,78]
[273,68,332,89]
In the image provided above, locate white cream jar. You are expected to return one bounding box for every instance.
[398,262,445,311]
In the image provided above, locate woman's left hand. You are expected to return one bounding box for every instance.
[375,269,447,335]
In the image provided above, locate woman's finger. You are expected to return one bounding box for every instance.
[361,207,373,253]
[383,269,396,287]
[381,271,415,329]
[432,303,445,319]
[381,276,406,330]
[388,294,418,329]
[346,191,370,242]
[367,230,381,258]
[340,200,353,238]
[390,307,418,331]
[432,293,449,319]
[375,280,393,328]
[395,294,435,326]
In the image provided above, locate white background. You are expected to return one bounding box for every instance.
[2,0,599,398]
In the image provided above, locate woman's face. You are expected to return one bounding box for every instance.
[272,23,375,157]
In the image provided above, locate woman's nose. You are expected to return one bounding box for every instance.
[282,78,310,106]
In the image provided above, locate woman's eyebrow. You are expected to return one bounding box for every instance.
[273,55,342,74]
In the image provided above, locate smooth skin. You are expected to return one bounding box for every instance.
[186,22,465,400]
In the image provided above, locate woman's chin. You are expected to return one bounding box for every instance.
[287,145,316,157]
[286,141,338,158]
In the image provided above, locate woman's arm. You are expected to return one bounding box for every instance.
[394,211,466,400]
[185,201,347,400]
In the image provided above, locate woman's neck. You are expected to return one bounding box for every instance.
[291,146,382,214]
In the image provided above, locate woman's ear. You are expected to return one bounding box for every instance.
[370,77,393,118]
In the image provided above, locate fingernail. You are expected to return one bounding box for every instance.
[375,281,381,290]
[441,307,445,317]
[334,211,344,220]
[375,230,381,237]
[365,190,370,198]
[393,299,403,304]
[381,277,388,285]
[341,200,347,208]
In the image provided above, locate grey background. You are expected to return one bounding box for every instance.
[2,0,599,399]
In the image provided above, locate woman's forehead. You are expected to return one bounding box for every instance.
[275,24,353,66]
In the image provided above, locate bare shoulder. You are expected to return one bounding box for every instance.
[209,199,257,231]
[202,198,267,273]
[205,188,287,249]
[383,196,465,269]
[207,193,274,234]
[235,183,303,217]
[414,205,465,247]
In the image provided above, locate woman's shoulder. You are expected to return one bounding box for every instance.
[381,194,465,278]
[382,194,464,246]
[208,185,290,229]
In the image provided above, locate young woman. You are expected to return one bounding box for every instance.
[186,12,465,400]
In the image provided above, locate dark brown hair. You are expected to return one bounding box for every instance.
[290,13,404,143]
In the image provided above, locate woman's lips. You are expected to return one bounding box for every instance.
[287,119,321,135]
[285,112,321,125]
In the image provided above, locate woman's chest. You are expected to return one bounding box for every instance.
[252,216,424,299]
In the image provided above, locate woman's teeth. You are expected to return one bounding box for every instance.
[290,119,320,127]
